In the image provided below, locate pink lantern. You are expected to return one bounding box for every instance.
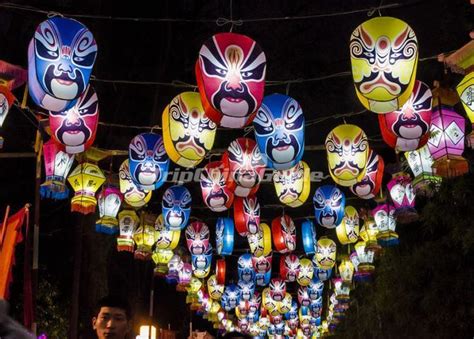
[387,173,417,224]
[40,139,75,200]
[96,187,123,234]
[372,204,398,247]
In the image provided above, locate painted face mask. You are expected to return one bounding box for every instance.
[200,161,234,212]
[238,280,256,301]
[207,275,224,300]
[238,253,255,282]
[215,217,234,256]
[280,254,300,283]
[350,150,384,199]
[223,284,242,309]
[162,92,217,168]
[29,17,97,110]
[272,214,297,253]
[162,185,192,230]
[195,32,266,128]
[273,161,310,208]
[118,160,152,208]
[350,17,418,113]
[313,185,345,229]
[234,195,261,236]
[297,258,314,286]
[379,80,432,151]
[315,238,337,269]
[222,138,266,197]
[336,206,360,245]
[191,249,212,277]
[185,221,210,255]
[49,84,98,154]
[129,133,169,190]
[253,94,305,169]
[307,280,324,301]
[154,214,180,250]
[269,278,286,302]
[457,72,474,125]
[313,266,332,282]
[247,225,264,257]
[252,253,272,275]
[298,286,311,307]
[0,86,15,128]
[325,124,369,186]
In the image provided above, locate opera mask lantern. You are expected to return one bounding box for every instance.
[272,214,297,253]
[234,195,261,236]
[154,214,180,250]
[200,161,234,212]
[162,92,216,167]
[222,284,241,309]
[280,254,300,283]
[269,278,286,302]
[215,217,234,256]
[119,160,152,208]
[195,32,266,128]
[162,185,192,230]
[313,185,345,229]
[185,221,210,255]
[298,286,311,307]
[238,280,256,301]
[336,206,360,245]
[253,93,305,170]
[297,258,314,286]
[273,160,310,208]
[207,275,224,301]
[238,253,255,282]
[315,237,337,270]
[301,219,317,255]
[350,150,384,199]
[350,17,418,113]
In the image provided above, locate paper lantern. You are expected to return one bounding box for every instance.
[152,248,174,266]
[338,258,355,284]
[307,280,324,301]
[238,280,256,301]
[129,133,169,190]
[192,250,212,278]
[68,162,105,214]
[427,105,468,177]
[133,213,156,260]
[117,210,139,252]
[195,32,266,128]
[0,86,15,129]
[238,254,255,282]
[248,222,272,257]
[162,92,217,168]
[313,266,332,282]
[359,217,381,255]
[185,221,210,255]
[222,138,266,197]
[222,284,241,309]
[215,217,234,256]
[95,187,123,234]
[301,219,317,255]
[208,275,225,301]
[154,214,180,250]
[404,145,442,194]
[353,241,375,276]
[457,72,474,146]
[166,254,183,283]
[297,258,314,286]
[273,161,310,207]
[315,237,337,270]
[336,206,360,245]
[313,185,346,229]
[277,293,292,315]
[40,139,75,200]
[272,214,296,253]
[349,150,384,199]
[333,278,351,300]
[234,195,260,236]
[28,17,97,111]
[387,172,417,223]
[252,253,273,275]
[49,85,99,154]
[325,124,369,186]
[372,203,398,246]
[200,161,234,212]
[280,254,300,283]
[118,160,152,208]
[253,94,305,170]
[269,278,286,302]
[378,80,432,151]
[350,17,418,113]
[162,185,192,230]
[216,258,226,285]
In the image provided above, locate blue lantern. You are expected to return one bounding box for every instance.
[222,284,241,309]
[253,94,305,170]
[255,271,271,287]
[237,253,255,282]
[313,185,345,229]
[216,217,234,256]
[312,265,333,282]
[129,133,169,190]
[301,219,317,255]
[238,280,255,301]
[307,280,324,301]
[162,185,192,230]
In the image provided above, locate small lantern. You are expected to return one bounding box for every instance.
[372,203,398,246]
[313,266,332,282]
[222,284,241,310]
[162,92,217,168]
[133,213,157,260]
[353,241,375,278]
[277,293,292,315]
[247,224,265,257]
[359,217,382,255]
[297,258,314,286]
[313,185,346,229]
[216,259,226,285]
[162,185,192,230]
[325,124,370,186]
[405,145,442,194]
[185,221,210,255]
[387,172,418,223]
[238,253,255,282]
[191,249,212,279]
[272,214,296,253]
[349,150,384,199]
[0,86,15,148]
[95,187,123,234]
[338,257,355,284]
[273,161,310,207]
[238,280,255,301]
[307,280,324,301]
[117,210,139,252]
[68,162,105,214]
[234,195,260,236]
[315,237,337,270]
[166,254,183,283]
[298,286,311,306]
[152,248,174,276]
[269,278,286,302]
[350,17,418,113]
[216,217,234,256]
[208,275,225,301]
[40,139,75,200]
[200,161,234,212]
[253,94,305,170]
[154,214,180,250]
[119,160,152,208]
[195,32,266,128]
[456,72,474,147]
[332,278,350,301]
[336,206,360,245]
[301,219,317,256]
[427,105,468,177]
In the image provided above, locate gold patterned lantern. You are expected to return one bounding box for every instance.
[117,210,139,252]
[68,162,105,214]
[133,213,157,260]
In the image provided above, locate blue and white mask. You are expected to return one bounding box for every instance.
[237,280,255,301]
[162,185,192,230]
[238,253,255,282]
[313,185,345,229]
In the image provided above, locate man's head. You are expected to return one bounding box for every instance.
[92,295,131,339]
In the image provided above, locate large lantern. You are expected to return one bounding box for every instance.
[117,210,139,252]
[238,280,256,301]
[378,80,432,151]
[133,213,157,260]
[273,161,310,207]
[372,203,398,246]
[200,161,234,212]
[185,221,210,255]
[272,214,296,253]
[247,222,272,257]
[315,237,337,270]
[387,172,417,223]
[427,105,468,177]
[313,185,346,229]
[238,254,255,282]
[195,32,266,128]
[234,195,260,236]
[253,94,305,170]
[222,284,242,310]
[456,72,474,146]
[68,162,105,214]
[162,92,217,168]
[154,214,180,250]
[129,133,170,190]
[350,17,418,113]
[40,139,75,200]
[208,275,225,301]
[118,160,152,208]
[216,217,234,256]
[95,187,123,234]
[349,150,384,199]
[404,145,442,194]
[28,17,97,111]
[325,124,370,187]
[301,220,317,255]
[162,185,192,230]
[336,206,360,245]
[49,85,99,154]
[280,254,300,283]
[297,258,314,286]
[222,138,266,197]
[191,250,212,278]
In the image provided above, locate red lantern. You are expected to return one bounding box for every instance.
[216,259,226,285]
[234,195,260,236]
[271,214,296,253]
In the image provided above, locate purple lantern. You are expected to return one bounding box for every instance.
[386,173,417,224]
[372,204,398,247]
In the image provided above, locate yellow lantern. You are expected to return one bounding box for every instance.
[273,161,311,208]
[68,162,105,214]
[315,237,337,270]
[117,210,139,252]
[154,214,180,250]
[338,257,354,284]
[162,92,217,168]
[207,274,224,301]
[457,72,474,124]
[336,206,360,245]
[354,241,375,274]
[138,325,157,339]
[297,258,314,286]
[96,187,123,234]
[325,125,369,187]
[359,217,382,255]
[247,223,272,257]
[152,248,174,276]
[133,213,157,260]
[350,17,418,113]
[119,159,152,208]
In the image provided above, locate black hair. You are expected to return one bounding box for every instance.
[94,295,132,320]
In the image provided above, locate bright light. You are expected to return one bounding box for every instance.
[137,325,157,339]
